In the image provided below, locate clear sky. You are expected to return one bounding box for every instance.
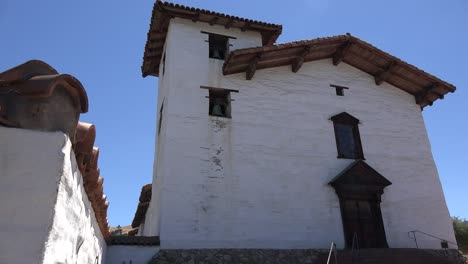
[1,0,466,227]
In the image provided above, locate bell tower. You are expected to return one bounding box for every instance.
[140,1,282,243]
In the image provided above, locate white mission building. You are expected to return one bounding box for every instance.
[135,1,457,251]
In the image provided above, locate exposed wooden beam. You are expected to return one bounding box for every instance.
[333,40,351,66]
[241,22,250,32]
[423,85,444,98]
[291,46,311,73]
[246,54,261,80]
[415,84,445,105]
[155,14,171,33]
[224,19,234,29]
[191,12,200,22]
[374,61,396,85]
[209,17,218,26]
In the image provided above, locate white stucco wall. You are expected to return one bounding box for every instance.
[0,127,66,264]
[42,139,107,263]
[148,19,455,250]
[143,18,264,237]
[0,126,106,263]
[106,246,159,264]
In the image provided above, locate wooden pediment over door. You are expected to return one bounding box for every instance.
[329,160,392,195]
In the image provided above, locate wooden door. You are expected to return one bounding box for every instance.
[342,199,386,248]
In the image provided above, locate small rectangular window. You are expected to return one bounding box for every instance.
[336,87,344,96]
[158,101,164,135]
[330,84,349,96]
[209,34,229,60]
[209,90,231,118]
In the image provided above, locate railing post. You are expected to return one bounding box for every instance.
[334,243,338,264]
[327,242,338,264]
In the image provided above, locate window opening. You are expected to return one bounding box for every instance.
[330,84,349,96]
[331,112,364,159]
[209,34,229,60]
[158,100,164,135]
[209,90,231,118]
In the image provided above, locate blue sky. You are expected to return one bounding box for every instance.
[1,0,466,226]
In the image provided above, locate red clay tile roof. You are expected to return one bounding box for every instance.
[0,60,58,84]
[74,122,96,170]
[0,60,88,113]
[0,61,110,241]
[223,34,456,108]
[109,236,160,246]
[131,184,152,228]
[142,1,282,77]
[73,122,111,242]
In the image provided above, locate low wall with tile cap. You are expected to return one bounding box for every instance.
[0,126,106,264]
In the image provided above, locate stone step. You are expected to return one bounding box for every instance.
[320,248,465,264]
[148,248,466,264]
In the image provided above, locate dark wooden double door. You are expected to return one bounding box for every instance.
[341,198,388,249]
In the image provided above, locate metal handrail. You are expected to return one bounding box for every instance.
[408,230,459,248]
[326,242,338,264]
[351,232,360,264]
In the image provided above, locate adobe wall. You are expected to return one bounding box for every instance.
[0,126,106,264]
[148,18,456,250]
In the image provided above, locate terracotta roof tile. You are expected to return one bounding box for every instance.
[158,1,281,28]
[131,184,152,228]
[74,122,96,170]
[72,121,110,242]
[0,60,58,84]
[0,60,88,113]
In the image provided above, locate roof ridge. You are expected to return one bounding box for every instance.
[156,0,282,27]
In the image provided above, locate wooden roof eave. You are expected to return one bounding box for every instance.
[142,2,282,77]
[222,35,456,109]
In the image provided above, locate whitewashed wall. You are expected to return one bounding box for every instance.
[0,126,106,263]
[0,127,65,264]
[144,18,264,237]
[106,246,159,264]
[42,139,107,263]
[148,19,455,250]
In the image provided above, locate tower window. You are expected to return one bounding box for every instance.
[330,84,349,96]
[209,34,229,60]
[162,53,166,76]
[209,89,231,118]
[331,112,364,159]
[158,100,164,135]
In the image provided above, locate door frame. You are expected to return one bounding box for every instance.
[337,191,388,248]
[328,160,392,249]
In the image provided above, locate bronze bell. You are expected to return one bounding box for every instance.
[212,49,223,59]
[211,104,224,116]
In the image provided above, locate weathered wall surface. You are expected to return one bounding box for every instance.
[149,19,455,250]
[42,139,107,263]
[0,126,106,263]
[106,245,159,264]
[0,127,65,264]
[144,18,263,237]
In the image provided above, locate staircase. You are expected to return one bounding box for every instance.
[320,248,467,264]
